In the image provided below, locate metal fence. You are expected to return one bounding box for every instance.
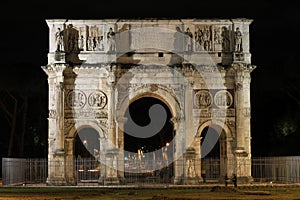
[2,158,47,186]
[252,156,300,183]
[2,156,300,186]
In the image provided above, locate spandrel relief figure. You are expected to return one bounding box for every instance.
[234,27,243,52]
[55,27,64,52]
[107,27,116,53]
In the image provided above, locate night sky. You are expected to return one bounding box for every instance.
[1,0,300,158]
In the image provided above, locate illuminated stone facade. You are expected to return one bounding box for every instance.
[42,18,256,185]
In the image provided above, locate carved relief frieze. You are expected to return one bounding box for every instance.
[49,109,56,118]
[193,89,234,109]
[226,118,236,133]
[214,90,233,108]
[213,26,223,51]
[193,108,235,118]
[95,110,108,118]
[182,65,194,77]
[193,90,212,109]
[86,25,105,51]
[66,89,86,109]
[64,119,75,135]
[194,25,213,51]
[98,119,108,132]
[244,107,251,117]
[64,109,108,119]
[211,109,227,118]
[88,90,107,109]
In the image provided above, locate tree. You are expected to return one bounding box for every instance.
[0,63,48,158]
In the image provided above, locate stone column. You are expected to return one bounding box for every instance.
[107,69,116,148]
[42,64,67,185]
[232,63,255,183]
[171,117,184,184]
[56,82,65,152]
[233,63,246,152]
[194,135,203,182]
[103,68,120,185]
[116,117,127,184]
[65,138,76,185]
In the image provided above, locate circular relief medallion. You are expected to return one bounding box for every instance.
[214,90,233,108]
[66,89,86,108]
[88,91,107,109]
[194,90,212,108]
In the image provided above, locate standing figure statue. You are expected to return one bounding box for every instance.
[55,27,64,52]
[107,27,116,52]
[234,27,243,52]
[184,27,193,53]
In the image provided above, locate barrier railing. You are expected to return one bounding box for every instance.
[2,156,300,186]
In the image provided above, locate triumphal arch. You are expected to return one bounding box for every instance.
[42,18,256,185]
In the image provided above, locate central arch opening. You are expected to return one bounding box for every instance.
[123,96,174,183]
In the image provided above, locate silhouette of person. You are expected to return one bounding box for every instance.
[225,173,229,187]
[231,173,237,188]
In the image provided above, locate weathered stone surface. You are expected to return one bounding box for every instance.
[43,18,256,185]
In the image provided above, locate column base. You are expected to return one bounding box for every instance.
[172,176,183,185]
[46,177,67,186]
[66,177,76,186]
[237,176,254,184]
[100,177,120,185]
[182,177,201,185]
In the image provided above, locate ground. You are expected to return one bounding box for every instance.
[1,184,300,200]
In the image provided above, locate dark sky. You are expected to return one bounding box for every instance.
[1,0,300,156]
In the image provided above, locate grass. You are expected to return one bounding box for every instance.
[1,186,300,200]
